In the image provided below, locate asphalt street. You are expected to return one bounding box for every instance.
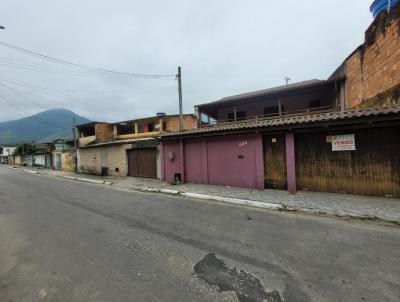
[0,166,399,302]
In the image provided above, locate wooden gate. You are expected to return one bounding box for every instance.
[263,134,287,189]
[295,127,400,197]
[128,148,157,178]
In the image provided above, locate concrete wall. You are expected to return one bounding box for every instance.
[161,133,264,190]
[78,144,130,177]
[14,155,21,166]
[33,154,46,167]
[78,147,102,175]
[345,6,400,108]
[61,150,76,172]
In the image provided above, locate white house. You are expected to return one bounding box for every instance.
[0,145,17,164]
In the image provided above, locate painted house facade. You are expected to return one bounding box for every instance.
[160,5,400,197]
[51,139,75,171]
[0,145,17,164]
[77,114,197,178]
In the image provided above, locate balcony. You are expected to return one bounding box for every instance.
[200,106,338,128]
[78,135,96,146]
[115,131,161,140]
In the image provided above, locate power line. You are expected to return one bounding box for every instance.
[0,73,174,94]
[0,93,68,130]
[0,76,176,112]
[0,41,176,79]
[0,82,47,109]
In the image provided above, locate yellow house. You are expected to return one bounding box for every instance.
[114,114,197,140]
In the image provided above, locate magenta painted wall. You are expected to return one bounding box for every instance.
[161,142,182,182]
[184,141,204,184]
[162,133,264,190]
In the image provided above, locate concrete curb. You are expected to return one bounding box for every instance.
[8,165,399,225]
[180,192,283,210]
[133,187,283,210]
[59,175,114,186]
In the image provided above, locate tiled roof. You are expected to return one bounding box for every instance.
[196,79,326,107]
[161,106,400,138]
[79,137,156,149]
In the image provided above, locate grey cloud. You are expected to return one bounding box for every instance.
[0,0,372,122]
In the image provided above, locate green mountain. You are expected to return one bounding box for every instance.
[0,108,90,144]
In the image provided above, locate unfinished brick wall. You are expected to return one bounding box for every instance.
[345,7,400,108]
[95,123,114,143]
[165,115,197,132]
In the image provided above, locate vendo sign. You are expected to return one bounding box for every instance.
[331,134,356,151]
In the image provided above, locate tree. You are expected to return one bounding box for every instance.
[13,143,37,155]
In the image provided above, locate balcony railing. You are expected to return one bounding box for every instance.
[200,106,337,128]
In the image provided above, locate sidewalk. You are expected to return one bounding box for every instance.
[9,165,400,225]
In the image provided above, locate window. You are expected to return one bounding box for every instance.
[148,122,155,132]
[200,113,209,123]
[117,123,134,135]
[228,111,246,121]
[79,126,95,137]
[163,121,167,131]
[264,106,280,116]
[236,111,246,120]
[309,99,321,108]
[138,124,144,133]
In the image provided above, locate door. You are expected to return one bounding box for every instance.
[54,154,61,170]
[128,148,157,178]
[101,149,109,176]
[295,128,400,197]
[263,134,287,189]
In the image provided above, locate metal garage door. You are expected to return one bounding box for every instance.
[128,148,157,178]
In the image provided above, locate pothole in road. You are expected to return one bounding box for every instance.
[194,253,282,302]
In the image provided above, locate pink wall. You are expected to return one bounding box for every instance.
[161,133,264,190]
[161,142,181,182]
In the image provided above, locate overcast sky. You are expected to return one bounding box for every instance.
[0,0,372,123]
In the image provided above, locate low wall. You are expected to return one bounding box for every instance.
[78,144,129,177]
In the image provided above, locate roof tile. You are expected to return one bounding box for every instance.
[161,105,400,138]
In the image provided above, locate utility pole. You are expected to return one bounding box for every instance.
[73,117,78,172]
[22,143,25,166]
[177,66,183,131]
[285,77,291,85]
[72,117,77,149]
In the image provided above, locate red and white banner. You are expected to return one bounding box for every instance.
[331,134,356,151]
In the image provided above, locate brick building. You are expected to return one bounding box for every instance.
[160,3,400,197]
[77,114,197,178]
[330,3,400,109]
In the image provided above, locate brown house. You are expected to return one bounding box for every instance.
[77,114,197,178]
